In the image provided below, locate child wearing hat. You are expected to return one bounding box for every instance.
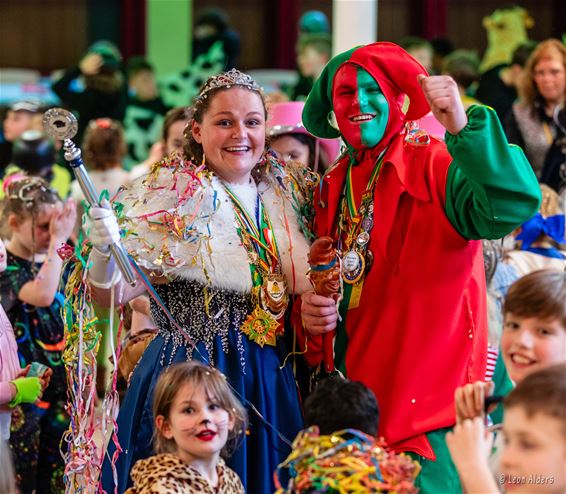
[268,101,340,172]
[51,40,128,145]
[0,100,42,167]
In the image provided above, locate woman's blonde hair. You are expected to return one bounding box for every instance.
[152,361,247,456]
[520,39,566,114]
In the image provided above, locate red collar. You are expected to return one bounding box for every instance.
[381,133,432,202]
[316,133,446,238]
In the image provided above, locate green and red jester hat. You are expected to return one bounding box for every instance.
[302,42,431,155]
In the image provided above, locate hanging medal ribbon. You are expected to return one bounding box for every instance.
[337,151,386,308]
[224,185,288,346]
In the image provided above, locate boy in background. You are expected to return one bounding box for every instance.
[304,376,379,436]
[447,364,566,494]
[454,269,566,426]
[1,101,41,167]
[123,57,168,169]
[291,34,331,101]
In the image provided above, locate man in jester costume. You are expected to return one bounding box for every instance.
[299,42,541,492]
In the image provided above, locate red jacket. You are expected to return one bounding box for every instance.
[301,133,487,459]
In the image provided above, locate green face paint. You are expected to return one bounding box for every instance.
[356,68,389,147]
[333,65,390,149]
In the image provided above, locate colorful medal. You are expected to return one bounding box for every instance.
[343,250,360,272]
[240,307,281,347]
[224,184,288,346]
[260,273,288,318]
[342,250,365,284]
[362,216,374,231]
[356,231,370,246]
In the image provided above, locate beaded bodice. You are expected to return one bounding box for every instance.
[150,278,254,366]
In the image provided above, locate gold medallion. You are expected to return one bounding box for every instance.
[342,250,365,285]
[260,273,288,317]
[240,307,281,347]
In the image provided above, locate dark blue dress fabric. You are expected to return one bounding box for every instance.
[100,278,303,493]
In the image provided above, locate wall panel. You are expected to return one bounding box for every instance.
[0,0,87,72]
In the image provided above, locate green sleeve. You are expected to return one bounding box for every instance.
[489,351,514,425]
[444,105,541,240]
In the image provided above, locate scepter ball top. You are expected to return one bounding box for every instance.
[43,108,78,140]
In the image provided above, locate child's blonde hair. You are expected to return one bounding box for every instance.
[503,269,566,327]
[152,361,247,455]
[0,174,61,239]
[504,363,566,437]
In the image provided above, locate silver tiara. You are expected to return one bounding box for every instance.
[197,68,261,99]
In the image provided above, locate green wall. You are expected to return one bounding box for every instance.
[147,0,192,76]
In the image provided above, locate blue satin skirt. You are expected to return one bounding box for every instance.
[100,329,303,493]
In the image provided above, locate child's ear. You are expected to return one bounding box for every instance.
[227,412,236,432]
[155,415,174,440]
[7,213,21,231]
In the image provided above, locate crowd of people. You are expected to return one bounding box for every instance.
[0,6,565,494]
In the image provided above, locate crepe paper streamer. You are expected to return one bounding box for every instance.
[274,427,421,494]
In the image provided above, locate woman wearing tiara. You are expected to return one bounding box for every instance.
[86,69,316,492]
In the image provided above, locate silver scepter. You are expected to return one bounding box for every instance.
[43,108,137,285]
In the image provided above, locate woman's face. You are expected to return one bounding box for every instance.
[270,135,310,166]
[533,56,566,105]
[165,120,186,155]
[192,88,266,184]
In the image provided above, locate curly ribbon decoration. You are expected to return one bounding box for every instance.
[60,230,108,492]
[274,427,421,494]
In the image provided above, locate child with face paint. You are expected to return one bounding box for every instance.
[125,362,246,493]
[299,42,541,493]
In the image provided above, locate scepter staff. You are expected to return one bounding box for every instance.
[43,108,136,285]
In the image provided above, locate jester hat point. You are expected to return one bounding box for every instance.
[303,42,430,140]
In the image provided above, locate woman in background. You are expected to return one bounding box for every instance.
[505,39,566,178]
